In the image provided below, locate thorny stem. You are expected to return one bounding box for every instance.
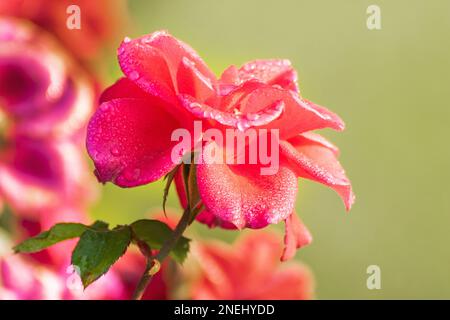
[132,206,191,300]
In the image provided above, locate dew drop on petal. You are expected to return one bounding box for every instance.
[237,121,246,132]
[246,113,260,121]
[110,147,121,156]
[129,71,140,81]
[100,103,110,111]
[124,168,141,182]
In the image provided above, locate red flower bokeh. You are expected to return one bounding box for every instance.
[190,232,314,300]
[0,0,127,64]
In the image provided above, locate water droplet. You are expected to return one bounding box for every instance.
[100,103,110,111]
[139,35,150,44]
[129,71,140,81]
[246,113,260,121]
[110,147,120,156]
[124,168,141,181]
[123,36,131,43]
[203,110,212,118]
[237,121,247,132]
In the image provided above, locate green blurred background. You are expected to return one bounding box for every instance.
[91,0,450,299]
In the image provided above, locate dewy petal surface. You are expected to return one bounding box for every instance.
[99,77,151,103]
[118,37,176,103]
[118,30,216,104]
[237,59,299,92]
[86,98,185,187]
[280,134,355,210]
[240,87,345,139]
[190,79,345,139]
[177,57,216,103]
[174,167,237,229]
[196,142,298,229]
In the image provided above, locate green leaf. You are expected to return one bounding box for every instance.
[131,219,190,263]
[71,226,131,288]
[14,223,88,253]
[90,220,109,231]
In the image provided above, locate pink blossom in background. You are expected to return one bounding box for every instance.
[0,18,96,217]
[0,235,172,300]
[0,0,128,64]
[0,254,129,300]
[87,30,354,259]
[0,210,180,300]
[190,232,314,300]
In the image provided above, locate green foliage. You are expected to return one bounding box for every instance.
[14,223,88,253]
[72,226,131,287]
[14,216,191,289]
[131,219,190,263]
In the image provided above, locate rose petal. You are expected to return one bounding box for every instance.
[192,80,344,139]
[241,87,345,139]
[299,132,339,156]
[118,31,216,104]
[238,59,299,92]
[118,37,176,103]
[138,31,216,88]
[177,57,216,103]
[196,142,298,229]
[174,168,237,229]
[87,97,186,187]
[219,65,239,86]
[179,93,284,132]
[280,134,355,210]
[281,212,313,261]
[99,77,150,104]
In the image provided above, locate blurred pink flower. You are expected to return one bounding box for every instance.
[0,254,128,300]
[190,232,314,300]
[0,18,96,216]
[0,0,128,64]
[0,238,170,300]
[87,30,353,260]
[2,210,173,300]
